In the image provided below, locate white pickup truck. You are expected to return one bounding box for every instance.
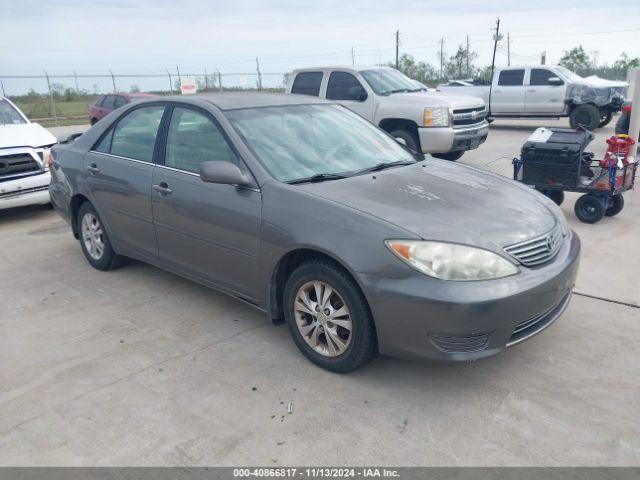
[286,66,489,161]
[0,97,57,210]
[438,65,627,131]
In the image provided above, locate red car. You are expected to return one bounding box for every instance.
[89,93,156,125]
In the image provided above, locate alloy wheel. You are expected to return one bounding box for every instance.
[293,280,352,357]
[81,212,105,260]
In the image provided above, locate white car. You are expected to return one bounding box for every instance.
[0,97,57,210]
[286,66,489,161]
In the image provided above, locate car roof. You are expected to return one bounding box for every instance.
[160,92,331,110]
[292,65,393,73]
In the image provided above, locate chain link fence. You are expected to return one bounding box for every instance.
[0,71,288,126]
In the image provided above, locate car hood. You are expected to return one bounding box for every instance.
[296,161,557,250]
[0,122,57,149]
[387,91,485,109]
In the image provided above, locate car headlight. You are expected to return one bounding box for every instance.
[386,240,519,281]
[423,107,450,127]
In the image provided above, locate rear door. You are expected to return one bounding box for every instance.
[491,69,526,114]
[85,104,166,260]
[151,105,262,300]
[525,68,566,114]
[290,71,324,97]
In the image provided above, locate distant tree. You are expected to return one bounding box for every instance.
[92,84,100,94]
[390,54,439,84]
[63,87,77,102]
[49,82,65,99]
[559,46,592,71]
[445,45,478,79]
[129,84,141,93]
[613,52,640,71]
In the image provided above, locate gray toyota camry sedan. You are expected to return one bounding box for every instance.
[50,93,580,372]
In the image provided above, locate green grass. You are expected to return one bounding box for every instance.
[13,99,93,123]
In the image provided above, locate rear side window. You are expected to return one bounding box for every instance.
[291,72,323,96]
[101,95,116,108]
[326,72,364,100]
[164,107,239,173]
[114,96,127,108]
[99,106,165,162]
[498,69,525,86]
[530,69,559,86]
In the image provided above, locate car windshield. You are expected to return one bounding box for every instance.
[360,69,423,95]
[555,66,582,82]
[226,104,415,183]
[0,99,27,125]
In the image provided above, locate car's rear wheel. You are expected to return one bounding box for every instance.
[77,202,123,270]
[569,105,600,130]
[432,151,465,161]
[598,112,613,128]
[284,260,377,373]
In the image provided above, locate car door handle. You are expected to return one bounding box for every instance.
[153,183,173,195]
[86,163,100,174]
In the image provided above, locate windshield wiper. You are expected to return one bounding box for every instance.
[286,173,350,185]
[354,160,415,175]
[381,88,411,95]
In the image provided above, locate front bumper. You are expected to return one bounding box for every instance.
[418,122,489,154]
[0,172,51,210]
[359,231,580,363]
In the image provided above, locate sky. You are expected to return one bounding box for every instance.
[1,0,639,94]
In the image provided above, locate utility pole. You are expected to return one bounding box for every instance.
[351,46,355,66]
[541,51,546,65]
[466,35,470,78]
[43,70,59,126]
[256,57,263,90]
[73,70,80,93]
[395,30,400,69]
[204,69,208,90]
[1,80,5,97]
[490,18,501,83]
[217,69,223,92]
[507,32,511,66]
[439,38,445,80]
[166,70,173,94]
[109,69,117,93]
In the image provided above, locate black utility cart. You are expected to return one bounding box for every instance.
[513,127,637,224]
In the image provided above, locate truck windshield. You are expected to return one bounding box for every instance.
[0,99,27,125]
[360,69,423,95]
[555,67,582,82]
[226,104,415,183]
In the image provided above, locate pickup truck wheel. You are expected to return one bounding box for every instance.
[569,105,600,130]
[432,151,464,161]
[598,112,613,128]
[390,129,420,154]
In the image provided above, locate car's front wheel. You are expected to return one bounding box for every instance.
[77,202,123,270]
[284,260,377,373]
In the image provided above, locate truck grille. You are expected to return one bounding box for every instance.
[0,153,41,179]
[504,224,564,267]
[452,106,487,127]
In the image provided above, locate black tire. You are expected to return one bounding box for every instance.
[574,194,605,224]
[90,117,98,126]
[569,104,600,131]
[605,194,624,217]
[77,202,124,270]
[283,259,377,373]
[598,112,613,128]
[536,188,565,206]
[390,128,420,154]
[432,151,465,161]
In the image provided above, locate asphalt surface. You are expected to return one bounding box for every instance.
[0,117,638,466]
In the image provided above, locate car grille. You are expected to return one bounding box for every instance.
[504,224,564,267]
[452,106,487,127]
[0,153,40,179]
[428,332,491,353]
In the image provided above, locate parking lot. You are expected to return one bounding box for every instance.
[1,118,638,466]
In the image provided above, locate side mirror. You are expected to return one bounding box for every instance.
[347,86,368,102]
[59,132,83,144]
[548,76,563,86]
[200,161,252,187]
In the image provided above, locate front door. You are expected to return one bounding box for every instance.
[325,71,373,119]
[85,104,166,260]
[525,68,566,115]
[151,106,262,301]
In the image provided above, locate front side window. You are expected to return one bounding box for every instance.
[114,96,127,108]
[326,72,366,101]
[101,95,116,109]
[498,69,525,86]
[0,99,27,125]
[106,106,164,162]
[530,69,561,86]
[226,104,414,183]
[164,107,239,173]
[291,72,323,96]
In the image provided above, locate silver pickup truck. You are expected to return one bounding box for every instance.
[286,66,489,161]
[438,65,627,131]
